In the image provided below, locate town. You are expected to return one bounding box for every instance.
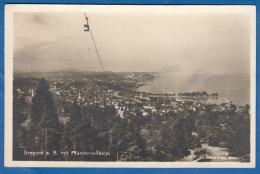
[13,71,250,162]
[14,71,247,122]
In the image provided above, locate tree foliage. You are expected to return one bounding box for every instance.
[27,78,61,160]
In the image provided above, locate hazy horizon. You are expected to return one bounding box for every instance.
[14,11,251,73]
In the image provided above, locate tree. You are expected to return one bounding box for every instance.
[109,117,128,161]
[60,124,73,161]
[64,101,100,161]
[120,112,147,161]
[13,96,27,160]
[28,78,61,160]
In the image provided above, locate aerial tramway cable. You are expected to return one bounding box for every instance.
[84,12,105,71]
[59,13,105,71]
[59,13,88,70]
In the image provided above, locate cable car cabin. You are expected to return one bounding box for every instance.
[84,16,90,31]
[84,24,89,31]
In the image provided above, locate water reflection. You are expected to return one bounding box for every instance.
[137,72,250,106]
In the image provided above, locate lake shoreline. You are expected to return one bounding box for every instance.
[136,72,250,106]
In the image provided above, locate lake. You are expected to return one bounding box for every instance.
[138,72,250,106]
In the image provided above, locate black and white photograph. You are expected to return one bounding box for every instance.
[4,5,256,167]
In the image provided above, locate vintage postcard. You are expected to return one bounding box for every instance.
[4,5,256,167]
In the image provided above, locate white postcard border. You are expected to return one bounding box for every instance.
[4,4,256,168]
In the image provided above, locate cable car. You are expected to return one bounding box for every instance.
[84,17,90,31]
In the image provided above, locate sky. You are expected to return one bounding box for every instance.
[13,11,251,73]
